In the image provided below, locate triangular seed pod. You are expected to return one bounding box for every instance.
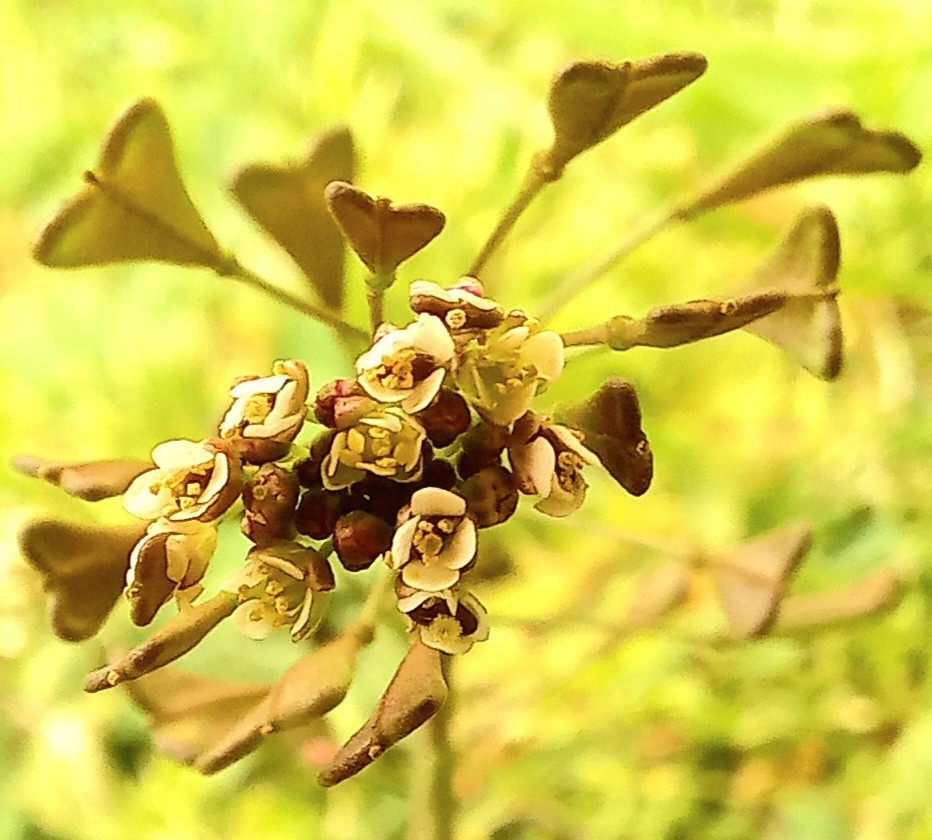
[34,99,223,269]
[231,126,355,310]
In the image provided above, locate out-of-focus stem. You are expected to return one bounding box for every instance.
[469,164,552,280]
[408,655,456,840]
[539,211,674,322]
[222,257,369,345]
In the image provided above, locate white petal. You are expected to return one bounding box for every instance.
[442,520,477,570]
[415,313,455,361]
[196,453,229,506]
[497,325,530,354]
[396,589,435,613]
[402,367,446,413]
[401,559,460,592]
[411,487,466,517]
[549,424,599,464]
[511,438,556,496]
[390,517,419,568]
[152,439,213,470]
[123,470,172,519]
[232,601,273,640]
[535,480,585,518]
[522,331,564,382]
[229,374,290,399]
[460,593,490,642]
[419,621,473,656]
[244,412,302,438]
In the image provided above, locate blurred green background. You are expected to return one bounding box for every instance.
[1,0,929,837]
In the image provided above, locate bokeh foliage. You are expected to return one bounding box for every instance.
[1,0,929,837]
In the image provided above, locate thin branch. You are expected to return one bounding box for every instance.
[222,257,369,346]
[468,164,552,280]
[538,210,674,322]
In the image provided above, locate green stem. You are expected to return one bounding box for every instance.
[408,655,456,840]
[222,257,369,346]
[538,211,674,322]
[469,163,552,280]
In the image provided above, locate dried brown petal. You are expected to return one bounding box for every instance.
[12,455,151,501]
[195,623,371,774]
[319,637,448,786]
[775,569,900,632]
[19,518,145,642]
[85,591,238,692]
[248,541,336,593]
[742,205,843,380]
[231,126,355,309]
[33,98,222,269]
[558,378,653,496]
[624,561,691,629]
[677,109,921,218]
[606,292,787,350]
[324,181,445,276]
[542,52,707,176]
[711,522,811,638]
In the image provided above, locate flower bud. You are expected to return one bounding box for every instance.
[219,360,310,464]
[296,431,336,488]
[314,379,372,429]
[334,510,393,572]
[294,487,344,540]
[409,278,504,330]
[416,389,472,447]
[460,465,518,528]
[241,463,300,546]
[456,423,508,479]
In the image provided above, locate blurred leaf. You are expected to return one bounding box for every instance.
[606,291,786,350]
[33,99,223,269]
[542,52,707,175]
[625,561,691,629]
[195,622,370,774]
[324,181,445,276]
[712,522,811,638]
[677,109,921,218]
[12,454,150,501]
[557,377,653,496]
[231,126,355,310]
[18,518,145,642]
[776,569,900,632]
[743,205,842,379]
[126,668,269,766]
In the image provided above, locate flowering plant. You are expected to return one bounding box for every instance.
[14,49,920,799]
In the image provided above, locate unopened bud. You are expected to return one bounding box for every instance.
[295,487,344,540]
[460,465,518,528]
[457,423,508,479]
[314,378,373,428]
[241,464,299,546]
[416,389,471,447]
[334,510,393,572]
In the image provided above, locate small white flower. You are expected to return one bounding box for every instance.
[123,439,243,523]
[355,313,454,413]
[417,592,490,655]
[409,278,504,331]
[321,406,426,490]
[219,360,310,461]
[387,488,477,592]
[456,313,564,427]
[223,544,334,641]
[509,415,598,518]
[125,518,218,625]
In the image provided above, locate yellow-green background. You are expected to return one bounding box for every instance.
[1,0,929,837]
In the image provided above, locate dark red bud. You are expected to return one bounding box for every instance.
[295,488,344,540]
[333,510,393,572]
[417,389,471,448]
[314,379,367,428]
[241,464,299,546]
[460,465,518,528]
[296,431,336,488]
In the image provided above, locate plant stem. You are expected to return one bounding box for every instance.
[408,656,456,840]
[559,324,611,348]
[469,164,551,280]
[222,257,369,346]
[367,289,384,333]
[538,211,674,322]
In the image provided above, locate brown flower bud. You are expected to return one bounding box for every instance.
[295,487,344,540]
[334,510,393,572]
[296,431,336,488]
[12,455,151,502]
[318,637,448,786]
[241,463,300,546]
[456,422,508,479]
[409,278,505,330]
[416,389,471,448]
[314,378,372,428]
[460,465,518,528]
